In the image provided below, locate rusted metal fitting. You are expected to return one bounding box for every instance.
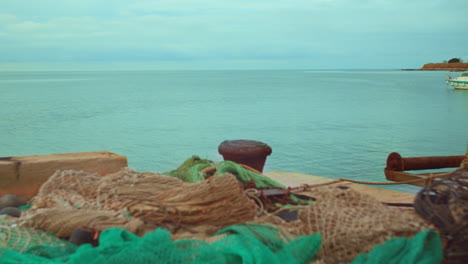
[386,152,466,171]
[218,140,272,172]
[69,226,100,247]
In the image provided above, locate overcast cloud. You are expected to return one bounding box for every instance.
[1,0,467,70]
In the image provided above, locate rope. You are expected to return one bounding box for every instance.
[201,162,446,188]
[200,166,216,175]
[122,197,183,233]
[289,170,458,191]
[201,163,263,177]
[245,223,271,246]
[239,164,264,175]
[244,189,265,216]
[271,205,309,215]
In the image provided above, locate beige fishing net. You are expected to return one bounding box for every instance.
[20,168,258,238]
[33,168,185,210]
[0,215,73,253]
[21,208,143,237]
[297,186,431,264]
[125,174,258,228]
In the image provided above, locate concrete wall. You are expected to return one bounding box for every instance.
[0,151,128,197]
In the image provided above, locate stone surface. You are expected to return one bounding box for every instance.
[0,207,22,217]
[264,171,416,204]
[0,194,29,209]
[0,151,128,197]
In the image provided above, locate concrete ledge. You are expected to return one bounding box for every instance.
[264,171,416,204]
[0,151,128,197]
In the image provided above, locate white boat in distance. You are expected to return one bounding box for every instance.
[446,71,468,90]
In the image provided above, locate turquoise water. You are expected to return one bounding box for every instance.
[1,70,467,192]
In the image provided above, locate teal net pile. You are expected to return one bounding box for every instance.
[0,226,442,264]
[0,215,76,260]
[0,224,321,264]
[352,230,442,264]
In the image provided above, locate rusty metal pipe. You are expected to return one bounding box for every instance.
[386,152,466,171]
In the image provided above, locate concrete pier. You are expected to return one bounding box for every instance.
[0,151,128,197]
[265,171,416,204]
[0,151,415,203]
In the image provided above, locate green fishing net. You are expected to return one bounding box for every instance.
[0,226,443,264]
[0,215,76,262]
[0,224,321,264]
[164,156,284,188]
[208,224,321,264]
[215,161,285,188]
[163,155,214,183]
[351,230,443,264]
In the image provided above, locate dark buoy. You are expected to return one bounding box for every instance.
[218,140,272,172]
[0,194,29,210]
[0,207,21,217]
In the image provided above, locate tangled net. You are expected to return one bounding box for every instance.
[298,186,431,263]
[21,168,258,238]
[0,215,76,257]
[0,161,447,263]
[21,208,143,238]
[414,166,468,264]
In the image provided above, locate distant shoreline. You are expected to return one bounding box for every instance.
[403,62,468,71]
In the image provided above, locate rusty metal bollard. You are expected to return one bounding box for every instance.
[218,140,272,172]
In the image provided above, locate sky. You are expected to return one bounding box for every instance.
[1,0,467,70]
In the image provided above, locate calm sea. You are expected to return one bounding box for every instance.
[1,70,467,193]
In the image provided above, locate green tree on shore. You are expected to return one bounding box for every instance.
[448,58,462,63]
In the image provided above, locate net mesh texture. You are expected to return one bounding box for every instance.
[0,155,448,264]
